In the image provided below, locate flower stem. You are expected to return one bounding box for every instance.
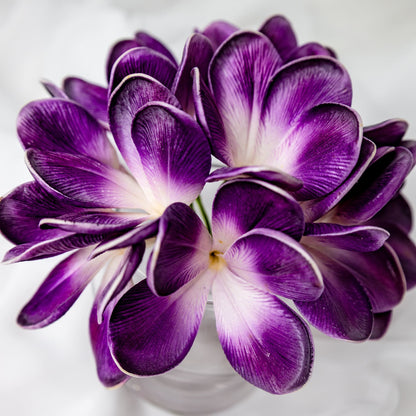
[196,196,212,234]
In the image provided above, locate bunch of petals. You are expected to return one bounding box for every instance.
[1,15,415,395]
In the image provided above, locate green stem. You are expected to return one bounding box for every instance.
[196,196,212,235]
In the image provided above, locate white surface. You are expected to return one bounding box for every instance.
[0,0,416,415]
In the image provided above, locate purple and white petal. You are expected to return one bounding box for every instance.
[63,77,108,125]
[89,295,129,388]
[364,119,408,146]
[192,67,227,162]
[259,15,297,60]
[17,99,118,167]
[267,103,362,200]
[295,248,373,341]
[303,223,390,252]
[26,149,147,210]
[261,56,352,138]
[17,248,108,328]
[172,33,214,114]
[40,211,146,235]
[225,228,322,301]
[213,269,313,394]
[201,20,238,49]
[3,232,106,264]
[148,203,211,296]
[106,39,141,81]
[130,102,211,209]
[209,31,281,165]
[301,137,376,222]
[331,146,413,224]
[207,166,302,192]
[109,275,212,376]
[92,218,159,257]
[108,74,180,182]
[134,31,177,65]
[212,179,304,250]
[109,47,177,93]
[0,181,80,244]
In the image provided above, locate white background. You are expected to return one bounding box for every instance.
[0,0,416,414]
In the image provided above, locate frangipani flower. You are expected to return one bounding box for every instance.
[0,90,211,384]
[194,30,362,200]
[109,179,325,394]
[296,119,415,340]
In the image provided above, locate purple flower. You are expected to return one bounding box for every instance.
[0,92,211,385]
[297,119,415,340]
[194,30,362,200]
[109,180,323,394]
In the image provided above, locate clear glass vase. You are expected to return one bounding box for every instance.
[125,302,254,414]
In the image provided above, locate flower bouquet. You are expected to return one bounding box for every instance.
[1,13,415,408]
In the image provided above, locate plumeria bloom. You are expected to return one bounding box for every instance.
[297,120,415,340]
[0,90,211,384]
[109,179,326,394]
[193,30,362,201]
[201,15,335,61]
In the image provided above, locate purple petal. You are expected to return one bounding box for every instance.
[26,149,146,210]
[192,67,227,162]
[108,74,180,182]
[301,137,376,222]
[40,211,146,234]
[134,31,177,65]
[287,42,334,61]
[295,248,373,341]
[332,146,414,224]
[106,39,141,82]
[41,79,67,98]
[259,15,297,60]
[17,248,107,328]
[212,179,304,251]
[402,140,416,163]
[89,295,129,387]
[364,119,408,146]
[213,269,313,394]
[63,77,108,124]
[0,181,80,244]
[273,104,362,200]
[225,228,323,301]
[94,245,145,321]
[172,33,214,113]
[303,223,390,252]
[3,232,106,263]
[262,56,352,137]
[325,244,406,313]
[381,224,416,290]
[206,166,303,192]
[109,47,177,93]
[92,218,159,257]
[109,276,211,376]
[370,193,412,234]
[201,20,238,49]
[148,203,211,296]
[17,99,118,167]
[209,31,281,165]
[370,311,392,340]
[130,102,211,207]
